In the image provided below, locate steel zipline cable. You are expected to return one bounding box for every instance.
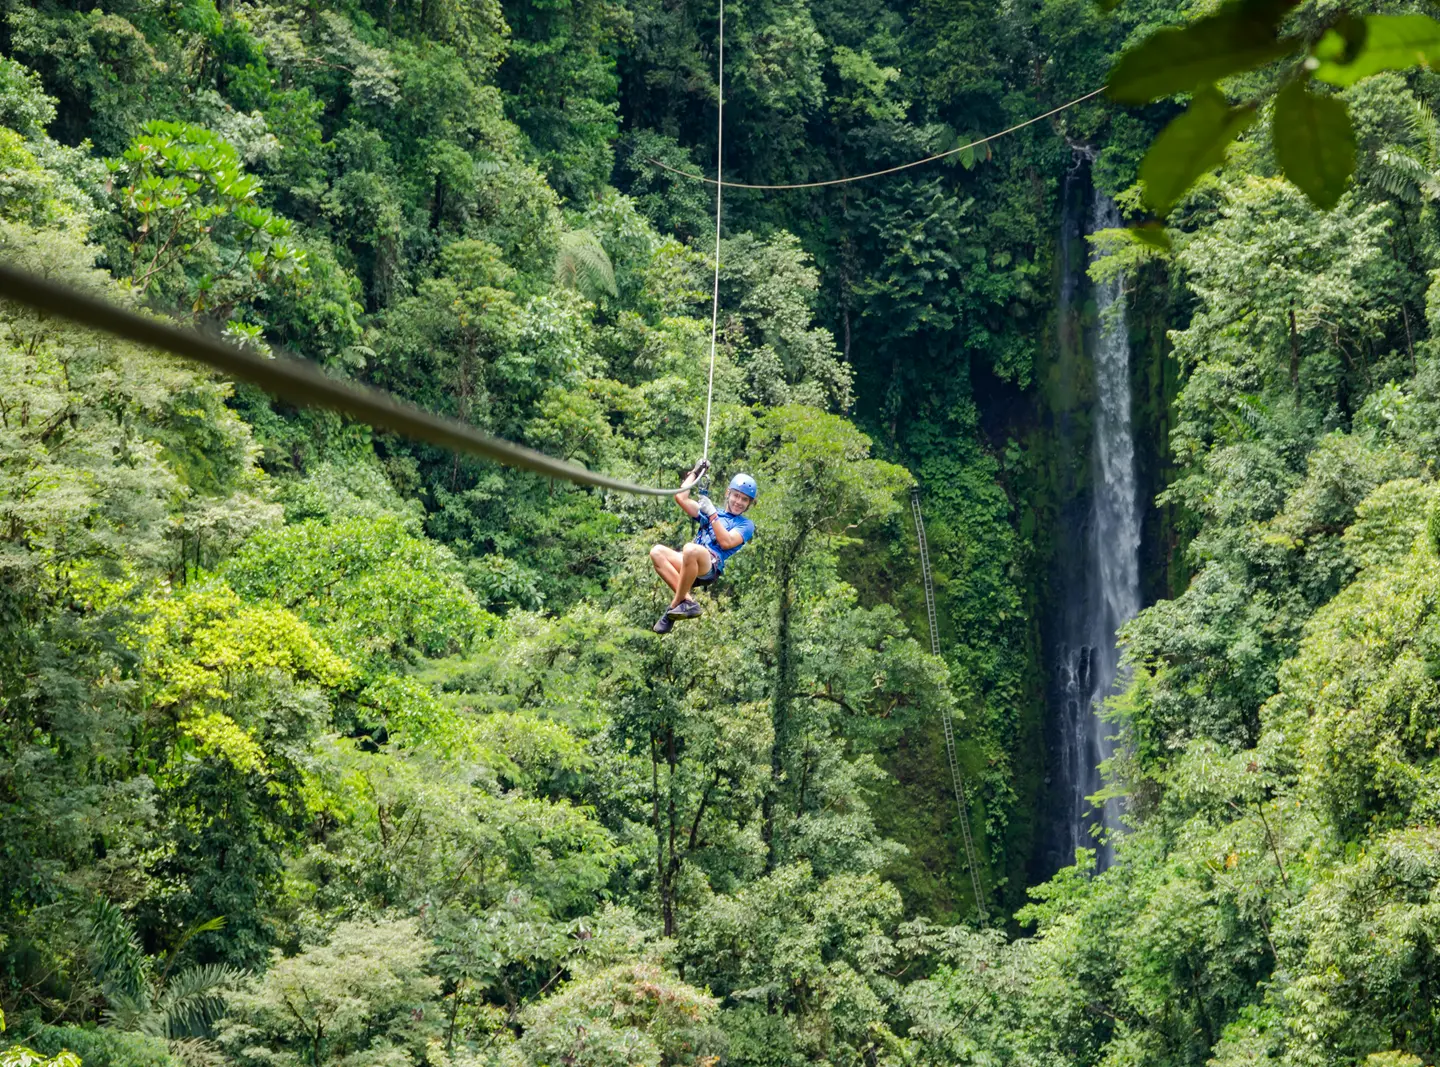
[0,261,689,497]
[0,70,1104,497]
[700,0,724,465]
[646,86,1106,191]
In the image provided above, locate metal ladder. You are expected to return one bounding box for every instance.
[911,487,988,926]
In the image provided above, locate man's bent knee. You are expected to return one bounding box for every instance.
[650,543,667,562]
[682,543,709,560]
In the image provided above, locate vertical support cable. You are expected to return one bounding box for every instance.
[912,486,988,926]
[701,0,724,461]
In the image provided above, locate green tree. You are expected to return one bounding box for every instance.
[745,406,910,868]
[219,514,494,674]
[497,0,624,200]
[515,963,719,1067]
[217,919,440,1067]
[103,121,308,316]
[0,217,268,995]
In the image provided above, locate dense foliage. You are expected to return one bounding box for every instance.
[4,0,1440,1064]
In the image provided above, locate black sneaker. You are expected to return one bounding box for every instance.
[667,599,703,619]
[652,614,674,634]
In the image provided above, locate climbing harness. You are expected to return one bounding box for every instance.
[912,486,988,926]
[681,457,718,589]
[0,262,691,497]
[647,87,1106,191]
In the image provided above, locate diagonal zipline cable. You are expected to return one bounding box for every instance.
[0,89,1106,495]
[912,486,987,926]
[646,87,1106,191]
[0,261,688,497]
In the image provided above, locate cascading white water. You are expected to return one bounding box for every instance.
[1053,188,1140,871]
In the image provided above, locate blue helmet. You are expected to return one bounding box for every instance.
[728,472,758,500]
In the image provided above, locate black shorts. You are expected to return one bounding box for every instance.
[695,547,721,585]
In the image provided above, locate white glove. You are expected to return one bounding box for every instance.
[698,496,718,518]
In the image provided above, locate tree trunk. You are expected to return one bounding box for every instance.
[651,732,666,929]
[765,550,799,871]
[663,724,678,936]
[1288,305,1301,410]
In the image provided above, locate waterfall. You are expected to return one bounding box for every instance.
[1048,181,1140,873]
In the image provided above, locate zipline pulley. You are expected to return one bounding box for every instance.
[686,457,712,504]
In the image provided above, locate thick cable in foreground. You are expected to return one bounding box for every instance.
[701,0,724,462]
[647,87,1106,190]
[0,262,688,497]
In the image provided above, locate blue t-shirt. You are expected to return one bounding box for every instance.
[694,510,756,574]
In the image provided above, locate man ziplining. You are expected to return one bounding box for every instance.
[649,460,756,634]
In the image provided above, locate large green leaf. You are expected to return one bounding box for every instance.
[1273,81,1355,209]
[1311,14,1369,66]
[1108,0,1300,104]
[1140,87,1257,214]
[1312,14,1440,87]
[1129,220,1174,251]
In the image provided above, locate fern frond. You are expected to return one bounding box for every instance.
[166,1038,227,1067]
[554,230,618,300]
[1374,148,1431,201]
[1403,96,1440,160]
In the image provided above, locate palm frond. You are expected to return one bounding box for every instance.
[88,897,150,1003]
[157,964,245,1038]
[1230,393,1270,437]
[158,916,226,987]
[101,992,154,1035]
[554,230,618,300]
